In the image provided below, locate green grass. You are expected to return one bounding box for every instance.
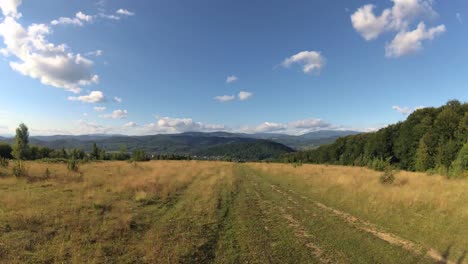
[0,161,466,263]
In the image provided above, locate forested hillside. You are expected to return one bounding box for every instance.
[282,100,467,177]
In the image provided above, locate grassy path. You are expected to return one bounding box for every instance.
[218,164,439,264]
[0,161,465,263]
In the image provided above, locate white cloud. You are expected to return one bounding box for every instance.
[98,13,120,20]
[0,0,21,18]
[251,122,287,133]
[241,118,334,135]
[124,122,137,128]
[100,109,128,119]
[238,91,253,101]
[114,96,122,103]
[76,119,110,134]
[392,105,424,115]
[282,51,325,74]
[351,5,391,40]
[226,75,238,83]
[289,118,331,129]
[351,0,444,57]
[214,95,235,102]
[0,9,99,93]
[94,106,106,112]
[143,117,225,134]
[68,91,105,103]
[51,11,93,26]
[85,50,103,57]
[116,9,135,16]
[456,13,462,24]
[385,22,445,58]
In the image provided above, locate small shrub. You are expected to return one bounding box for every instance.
[67,159,79,172]
[0,158,9,168]
[370,158,390,172]
[12,160,27,177]
[379,168,395,185]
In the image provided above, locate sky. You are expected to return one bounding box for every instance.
[0,0,467,136]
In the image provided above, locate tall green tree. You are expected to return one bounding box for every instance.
[12,123,30,160]
[415,137,431,172]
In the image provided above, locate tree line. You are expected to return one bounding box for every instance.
[282,100,467,178]
[0,124,190,162]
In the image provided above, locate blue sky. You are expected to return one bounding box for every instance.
[0,0,467,135]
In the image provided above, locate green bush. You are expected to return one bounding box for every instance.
[379,168,395,185]
[448,143,468,179]
[12,161,27,177]
[370,158,390,172]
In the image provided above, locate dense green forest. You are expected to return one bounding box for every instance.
[282,100,467,178]
[196,140,294,161]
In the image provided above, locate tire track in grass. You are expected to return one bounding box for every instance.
[249,180,335,264]
[269,184,454,264]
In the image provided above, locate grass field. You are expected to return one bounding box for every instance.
[0,161,466,263]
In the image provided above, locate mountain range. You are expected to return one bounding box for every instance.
[0,130,360,160]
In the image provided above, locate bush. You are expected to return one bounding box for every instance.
[448,143,468,179]
[0,157,9,168]
[379,168,395,185]
[369,158,390,172]
[12,161,27,177]
[67,159,79,172]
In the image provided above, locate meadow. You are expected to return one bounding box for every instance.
[0,161,466,263]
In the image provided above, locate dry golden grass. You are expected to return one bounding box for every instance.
[0,160,236,263]
[249,163,468,261]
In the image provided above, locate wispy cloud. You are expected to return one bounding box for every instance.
[226,75,238,83]
[392,105,424,115]
[282,51,325,74]
[456,13,463,24]
[68,91,105,103]
[100,109,128,119]
[116,9,135,16]
[214,95,235,102]
[238,91,253,101]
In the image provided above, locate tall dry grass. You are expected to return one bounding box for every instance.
[249,163,468,261]
[0,160,236,263]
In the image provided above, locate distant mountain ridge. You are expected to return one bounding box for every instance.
[0,130,360,158]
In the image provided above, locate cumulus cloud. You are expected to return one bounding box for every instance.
[282,51,325,74]
[214,95,235,102]
[124,122,137,128]
[251,122,287,133]
[94,106,106,112]
[51,11,93,26]
[241,118,333,135]
[142,117,225,134]
[100,109,128,119]
[114,97,122,103]
[0,3,99,93]
[226,75,238,83]
[392,105,424,115]
[0,0,21,18]
[351,0,444,57]
[351,5,392,40]
[68,91,105,103]
[238,91,253,101]
[385,22,445,57]
[116,9,135,16]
